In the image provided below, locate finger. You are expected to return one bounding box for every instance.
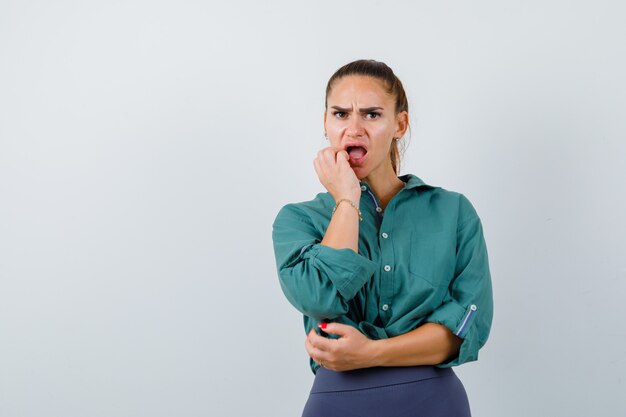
[313,157,323,179]
[305,333,328,363]
[304,331,317,356]
[308,328,334,353]
[314,150,331,175]
[315,148,330,165]
[317,147,333,157]
[322,146,341,154]
[336,151,353,172]
[320,147,339,165]
[318,322,353,338]
[336,149,349,162]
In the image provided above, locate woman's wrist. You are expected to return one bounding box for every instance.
[333,198,362,221]
[332,190,361,204]
[366,338,387,367]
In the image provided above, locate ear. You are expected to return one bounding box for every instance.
[395,111,409,139]
[323,111,327,134]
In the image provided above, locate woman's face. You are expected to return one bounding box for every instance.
[324,75,408,180]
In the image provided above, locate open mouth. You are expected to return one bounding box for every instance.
[346,146,367,160]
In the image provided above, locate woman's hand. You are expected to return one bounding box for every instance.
[313,147,361,203]
[305,322,374,372]
[305,322,463,371]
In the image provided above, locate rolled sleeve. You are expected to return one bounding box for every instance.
[303,244,376,300]
[426,195,493,367]
[426,299,485,367]
[272,204,377,321]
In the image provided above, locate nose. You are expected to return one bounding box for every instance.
[346,116,365,137]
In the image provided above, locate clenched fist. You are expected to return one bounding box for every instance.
[313,147,361,203]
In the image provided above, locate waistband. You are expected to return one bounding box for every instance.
[311,365,454,393]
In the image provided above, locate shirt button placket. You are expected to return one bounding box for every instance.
[379,216,393,321]
[381,266,391,312]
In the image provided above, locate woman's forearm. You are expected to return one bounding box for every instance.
[320,201,360,252]
[368,323,462,367]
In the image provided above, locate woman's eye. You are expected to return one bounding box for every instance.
[365,112,380,119]
[333,111,347,118]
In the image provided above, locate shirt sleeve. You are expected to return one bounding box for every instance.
[425,195,494,367]
[272,204,378,322]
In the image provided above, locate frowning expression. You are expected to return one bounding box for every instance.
[324,75,407,180]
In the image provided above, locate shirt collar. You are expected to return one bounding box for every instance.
[399,174,432,190]
[358,174,432,194]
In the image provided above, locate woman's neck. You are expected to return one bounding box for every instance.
[362,168,405,210]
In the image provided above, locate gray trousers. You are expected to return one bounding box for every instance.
[302,365,471,417]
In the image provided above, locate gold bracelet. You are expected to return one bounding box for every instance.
[332,198,363,221]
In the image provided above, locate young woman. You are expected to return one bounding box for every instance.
[272,59,493,417]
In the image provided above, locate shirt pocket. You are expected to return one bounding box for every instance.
[408,230,455,288]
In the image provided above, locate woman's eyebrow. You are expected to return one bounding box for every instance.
[330,106,384,112]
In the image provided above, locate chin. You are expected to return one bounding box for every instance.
[351,166,370,180]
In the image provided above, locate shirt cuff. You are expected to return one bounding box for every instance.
[358,321,389,340]
[425,300,481,367]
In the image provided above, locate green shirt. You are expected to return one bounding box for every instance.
[272,174,493,374]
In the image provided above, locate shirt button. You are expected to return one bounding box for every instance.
[381,232,389,239]
[384,265,391,272]
[382,304,389,311]
[360,185,367,191]
[375,207,383,213]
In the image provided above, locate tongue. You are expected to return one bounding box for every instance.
[348,146,366,159]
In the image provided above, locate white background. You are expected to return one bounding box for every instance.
[1,1,625,416]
